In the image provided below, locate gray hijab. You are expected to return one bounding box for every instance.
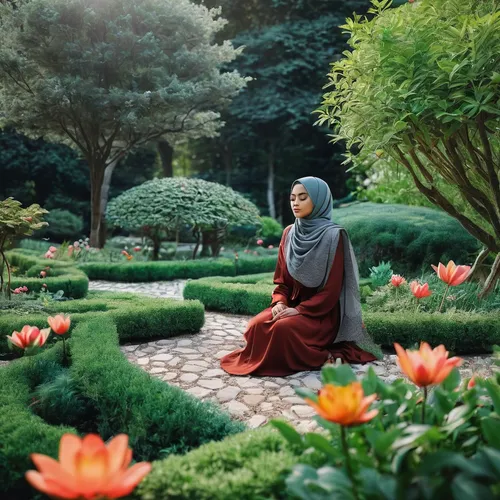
[284,176,377,351]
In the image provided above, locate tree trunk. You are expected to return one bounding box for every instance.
[152,235,161,261]
[98,158,120,248]
[192,228,201,260]
[201,230,212,257]
[267,141,276,219]
[478,252,500,298]
[89,165,106,248]
[223,143,232,186]
[158,140,174,177]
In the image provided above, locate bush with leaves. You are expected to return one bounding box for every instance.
[0,198,47,299]
[272,348,500,500]
[317,0,500,296]
[37,209,83,243]
[107,178,261,260]
[258,216,284,245]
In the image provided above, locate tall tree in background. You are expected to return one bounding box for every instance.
[194,0,369,219]
[0,0,247,247]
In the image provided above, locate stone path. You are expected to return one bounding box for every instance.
[89,280,496,431]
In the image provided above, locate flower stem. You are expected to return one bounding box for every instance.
[414,299,420,313]
[438,284,450,313]
[341,426,359,500]
[62,337,67,366]
[422,386,428,424]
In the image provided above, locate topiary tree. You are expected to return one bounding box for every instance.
[106,178,260,260]
[316,0,500,297]
[0,0,247,248]
[38,209,84,243]
[0,198,47,299]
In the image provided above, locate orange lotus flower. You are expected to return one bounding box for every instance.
[432,261,471,286]
[390,274,406,287]
[7,325,50,350]
[394,342,462,387]
[47,314,71,335]
[25,433,152,500]
[410,281,431,299]
[305,382,378,426]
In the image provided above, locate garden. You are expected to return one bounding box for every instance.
[1,0,500,499]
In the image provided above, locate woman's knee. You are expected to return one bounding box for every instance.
[247,308,273,329]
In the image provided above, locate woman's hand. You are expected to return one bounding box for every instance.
[272,307,300,321]
[272,302,287,318]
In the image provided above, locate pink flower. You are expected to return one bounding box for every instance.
[44,251,54,259]
[42,284,47,288]
[40,271,47,278]
[49,246,57,253]
[256,239,263,246]
[390,274,406,287]
[467,377,476,390]
[73,241,80,248]
[410,281,432,299]
[22,286,28,292]
[268,245,274,249]
[133,246,141,252]
[13,288,22,294]
[7,325,50,350]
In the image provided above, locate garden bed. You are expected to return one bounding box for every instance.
[0,316,244,497]
[0,290,204,356]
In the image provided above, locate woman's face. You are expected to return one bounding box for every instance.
[290,183,314,219]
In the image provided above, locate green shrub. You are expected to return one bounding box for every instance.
[69,317,245,460]
[6,250,88,299]
[0,344,75,496]
[79,256,277,282]
[258,216,284,245]
[332,203,481,277]
[364,311,500,353]
[135,427,325,500]
[37,209,84,242]
[0,291,205,354]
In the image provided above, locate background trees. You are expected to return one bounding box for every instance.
[0,0,247,247]
[317,0,500,295]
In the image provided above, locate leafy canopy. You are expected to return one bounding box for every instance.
[106,178,261,234]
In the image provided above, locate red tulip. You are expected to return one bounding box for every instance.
[467,377,476,390]
[47,314,71,336]
[410,281,431,299]
[7,325,50,350]
[395,342,462,387]
[390,274,406,287]
[25,433,151,500]
[431,261,470,287]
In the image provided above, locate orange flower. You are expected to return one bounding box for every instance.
[394,342,462,387]
[410,281,431,299]
[47,314,71,335]
[25,433,151,500]
[7,325,50,350]
[305,382,378,426]
[390,274,406,287]
[431,261,471,286]
[467,376,476,390]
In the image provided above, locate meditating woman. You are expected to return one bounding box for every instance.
[220,176,377,377]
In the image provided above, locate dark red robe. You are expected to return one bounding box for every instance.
[220,226,376,376]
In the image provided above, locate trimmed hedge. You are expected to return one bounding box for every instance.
[0,291,204,355]
[135,427,324,500]
[332,202,481,276]
[183,274,372,316]
[78,256,277,282]
[6,251,88,299]
[70,317,244,460]
[364,311,500,354]
[0,317,244,497]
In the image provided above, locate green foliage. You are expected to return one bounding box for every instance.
[258,216,284,245]
[78,255,277,282]
[0,290,205,355]
[369,261,393,288]
[317,0,500,259]
[69,317,244,460]
[364,311,500,353]
[332,203,481,276]
[135,427,324,500]
[37,209,83,243]
[273,360,500,499]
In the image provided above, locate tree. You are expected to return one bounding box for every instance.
[0,0,247,247]
[317,0,500,296]
[0,198,47,299]
[106,178,260,260]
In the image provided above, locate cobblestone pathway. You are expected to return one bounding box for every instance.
[88,280,495,431]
